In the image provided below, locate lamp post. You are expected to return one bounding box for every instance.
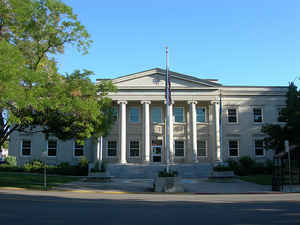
[42,150,47,190]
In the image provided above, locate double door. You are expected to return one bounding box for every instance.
[151,140,162,162]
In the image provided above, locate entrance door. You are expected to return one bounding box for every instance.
[152,140,162,162]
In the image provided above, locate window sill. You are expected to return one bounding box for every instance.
[255,155,265,158]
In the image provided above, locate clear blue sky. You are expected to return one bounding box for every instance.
[57,0,300,86]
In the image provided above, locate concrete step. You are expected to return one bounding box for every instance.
[106,163,213,179]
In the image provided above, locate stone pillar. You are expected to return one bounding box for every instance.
[188,101,198,162]
[118,101,127,164]
[141,101,151,163]
[214,102,221,161]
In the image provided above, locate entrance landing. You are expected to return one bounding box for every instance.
[106,163,213,179]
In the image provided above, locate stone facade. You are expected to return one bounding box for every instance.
[9,68,287,166]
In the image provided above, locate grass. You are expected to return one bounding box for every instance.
[0,171,81,190]
[239,175,272,185]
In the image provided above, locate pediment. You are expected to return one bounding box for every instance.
[110,68,221,89]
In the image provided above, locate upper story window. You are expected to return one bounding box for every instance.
[253,108,263,123]
[277,107,286,122]
[173,107,184,123]
[21,140,31,156]
[227,108,238,123]
[228,140,239,157]
[151,107,162,123]
[112,107,118,121]
[254,139,264,157]
[47,140,57,157]
[196,107,206,123]
[74,141,84,157]
[129,107,139,122]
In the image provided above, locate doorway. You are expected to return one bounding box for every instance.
[152,140,162,162]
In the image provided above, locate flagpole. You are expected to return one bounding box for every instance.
[219,89,223,162]
[165,46,170,173]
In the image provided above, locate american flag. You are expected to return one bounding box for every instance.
[165,47,171,105]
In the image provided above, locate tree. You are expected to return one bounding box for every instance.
[262,82,300,153]
[0,0,116,149]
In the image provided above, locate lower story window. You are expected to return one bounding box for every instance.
[197,140,207,157]
[130,141,139,157]
[74,141,84,157]
[228,140,239,157]
[175,140,184,157]
[22,140,31,156]
[47,140,57,157]
[107,141,117,157]
[255,140,264,156]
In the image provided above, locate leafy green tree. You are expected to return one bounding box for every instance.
[262,82,300,153]
[0,0,116,149]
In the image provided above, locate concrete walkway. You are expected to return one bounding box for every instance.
[54,178,273,194]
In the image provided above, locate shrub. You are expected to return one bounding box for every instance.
[5,156,17,166]
[78,156,89,169]
[24,160,43,173]
[100,161,106,172]
[213,165,232,172]
[158,169,178,177]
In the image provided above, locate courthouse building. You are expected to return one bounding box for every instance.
[9,68,287,166]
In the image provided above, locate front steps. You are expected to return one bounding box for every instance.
[106,163,213,179]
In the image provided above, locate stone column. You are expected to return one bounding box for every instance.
[214,102,221,161]
[188,101,198,162]
[118,101,127,164]
[141,101,151,163]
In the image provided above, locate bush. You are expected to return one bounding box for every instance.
[24,160,43,173]
[226,156,273,176]
[5,156,17,166]
[213,165,232,172]
[0,164,23,172]
[78,156,89,169]
[158,169,178,177]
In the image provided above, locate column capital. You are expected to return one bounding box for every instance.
[141,100,151,105]
[188,100,198,105]
[210,101,219,105]
[117,100,127,105]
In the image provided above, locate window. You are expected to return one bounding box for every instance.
[74,141,84,157]
[107,141,117,157]
[173,107,184,122]
[197,140,207,157]
[227,108,237,123]
[22,140,31,156]
[129,107,139,122]
[129,141,139,157]
[112,107,118,121]
[228,140,239,157]
[175,140,184,157]
[196,107,206,123]
[151,107,162,123]
[253,108,263,123]
[255,140,264,156]
[277,107,286,122]
[47,140,57,157]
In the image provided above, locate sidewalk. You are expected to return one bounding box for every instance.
[54,178,274,194]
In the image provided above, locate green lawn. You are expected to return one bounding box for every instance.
[239,175,272,185]
[0,172,81,190]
